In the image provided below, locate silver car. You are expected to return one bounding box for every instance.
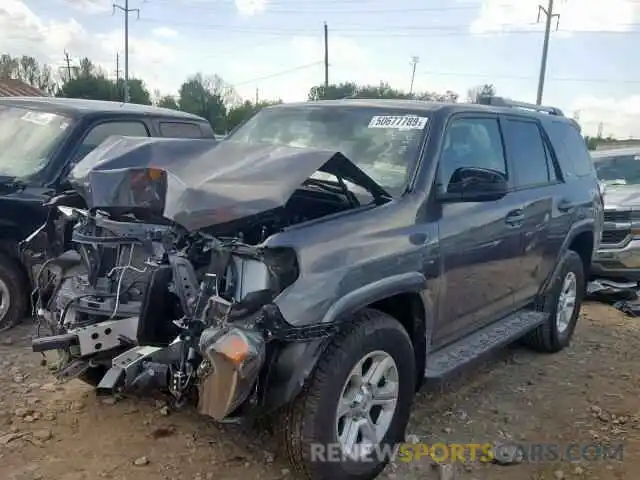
[592,147,640,281]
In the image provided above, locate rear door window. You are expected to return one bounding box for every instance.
[159,122,205,138]
[74,120,150,162]
[502,118,551,188]
[545,120,595,179]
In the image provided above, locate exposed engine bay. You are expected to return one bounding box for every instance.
[27,137,390,420]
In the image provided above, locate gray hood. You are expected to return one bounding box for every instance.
[603,184,640,209]
[68,136,389,232]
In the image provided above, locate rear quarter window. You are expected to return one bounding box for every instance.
[544,120,595,179]
[159,122,205,138]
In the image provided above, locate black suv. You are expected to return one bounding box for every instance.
[0,97,214,330]
[30,97,602,480]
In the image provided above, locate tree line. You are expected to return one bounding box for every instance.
[0,53,513,136]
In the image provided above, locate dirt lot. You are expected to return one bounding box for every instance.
[0,301,638,480]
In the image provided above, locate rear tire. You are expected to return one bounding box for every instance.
[523,250,585,353]
[0,255,28,332]
[277,309,416,480]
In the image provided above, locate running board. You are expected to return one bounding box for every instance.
[425,310,547,381]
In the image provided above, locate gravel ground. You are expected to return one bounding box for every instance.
[0,301,638,480]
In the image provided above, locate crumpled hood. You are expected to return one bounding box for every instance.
[68,136,389,231]
[603,185,640,209]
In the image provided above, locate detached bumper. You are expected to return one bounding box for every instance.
[593,238,640,281]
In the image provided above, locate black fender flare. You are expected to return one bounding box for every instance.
[260,271,428,413]
[540,219,595,295]
[322,271,427,324]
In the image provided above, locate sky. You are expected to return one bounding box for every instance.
[2,0,640,137]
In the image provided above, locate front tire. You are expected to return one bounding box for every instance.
[278,309,416,480]
[523,249,585,353]
[0,255,28,332]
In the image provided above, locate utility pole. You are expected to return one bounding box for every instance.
[323,22,329,88]
[115,53,123,101]
[64,50,72,81]
[536,0,560,105]
[409,56,419,96]
[113,0,140,103]
[255,87,259,104]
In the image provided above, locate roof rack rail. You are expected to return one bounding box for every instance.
[476,95,565,117]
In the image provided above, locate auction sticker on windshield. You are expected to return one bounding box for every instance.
[21,111,57,126]
[368,115,428,130]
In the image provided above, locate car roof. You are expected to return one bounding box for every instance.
[591,147,640,160]
[0,96,205,121]
[263,98,574,122]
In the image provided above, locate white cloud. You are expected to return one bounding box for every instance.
[63,0,111,14]
[1,0,87,60]
[235,0,267,16]
[471,0,639,34]
[152,27,179,39]
[1,0,179,93]
[571,95,640,138]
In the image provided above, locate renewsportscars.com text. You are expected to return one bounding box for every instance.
[309,442,625,464]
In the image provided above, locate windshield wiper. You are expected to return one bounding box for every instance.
[304,177,360,208]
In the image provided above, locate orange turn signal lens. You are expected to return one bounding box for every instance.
[147,168,163,180]
[215,333,250,364]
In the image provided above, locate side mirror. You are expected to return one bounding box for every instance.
[437,166,508,202]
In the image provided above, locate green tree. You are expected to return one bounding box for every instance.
[157,95,180,110]
[226,99,282,132]
[57,74,114,100]
[308,82,359,100]
[309,82,459,102]
[0,54,57,94]
[467,84,496,103]
[115,78,152,105]
[178,73,230,132]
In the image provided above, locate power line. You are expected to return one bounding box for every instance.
[228,61,324,88]
[143,0,494,13]
[136,17,640,37]
[113,0,141,103]
[406,69,640,84]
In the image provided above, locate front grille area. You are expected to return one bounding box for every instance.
[601,230,629,244]
[604,210,632,222]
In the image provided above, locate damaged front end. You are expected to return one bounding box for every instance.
[35,136,390,421]
[30,210,173,382]
[95,240,306,419]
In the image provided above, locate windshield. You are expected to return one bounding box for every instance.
[226,105,429,195]
[593,153,640,185]
[0,106,72,178]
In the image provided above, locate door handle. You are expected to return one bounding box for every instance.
[558,199,575,212]
[505,209,524,226]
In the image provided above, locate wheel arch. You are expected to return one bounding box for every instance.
[260,273,432,413]
[540,220,595,297]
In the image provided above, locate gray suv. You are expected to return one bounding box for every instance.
[31,96,603,480]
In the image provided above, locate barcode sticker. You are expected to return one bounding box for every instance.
[368,115,428,130]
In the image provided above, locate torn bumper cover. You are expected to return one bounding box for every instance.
[68,136,389,231]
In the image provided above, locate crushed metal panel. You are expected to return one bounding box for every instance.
[68,137,390,231]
